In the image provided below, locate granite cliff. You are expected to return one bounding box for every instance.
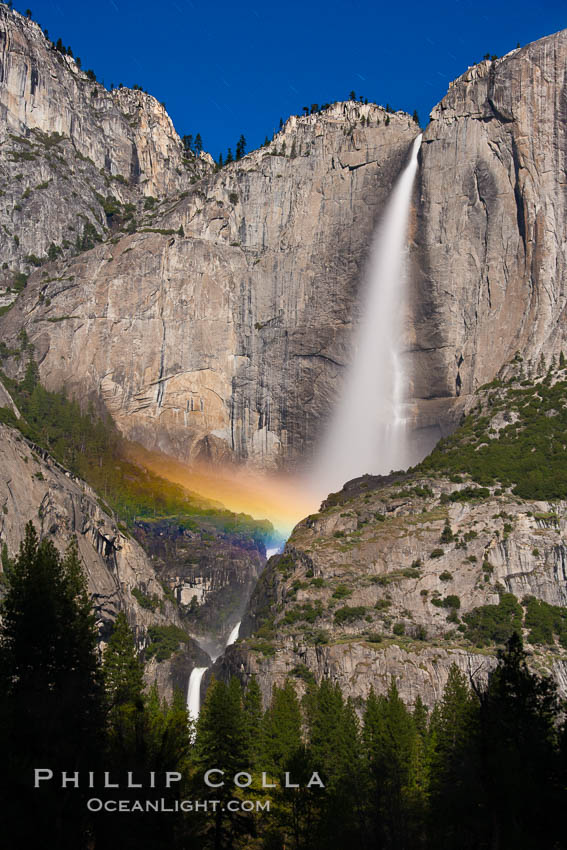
[410,28,567,441]
[0,4,419,468]
[0,6,210,272]
[2,12,567,471]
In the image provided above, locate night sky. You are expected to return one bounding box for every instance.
[13,0,567,159]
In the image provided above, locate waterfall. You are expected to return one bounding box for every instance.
[310,134,422,499]
[187,666,207,722]
[226,620,241,646]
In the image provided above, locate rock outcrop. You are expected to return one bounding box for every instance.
[132,518,265,657]
[0,421,208,697]
[0,6,211,272]
[409,29,567,439]
[216,470,567,706]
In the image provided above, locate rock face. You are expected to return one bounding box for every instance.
[409,30,567,439]
[0,6,211,272]
[0,5,419,469]
[0,422,208,697]
[2,10,567,472]
[132,518,265,657]
[216,469,567,707]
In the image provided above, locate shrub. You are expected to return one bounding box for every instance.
[462,593,522,647]
[444,595,461,609]
[393,622,405,636]
[439,571,453,582]
[332,584,352,599]
[290,663,315,684]
[413,625,427,640]
[13,272,28,292]
[366,632,382,643]
[334,606,367,625]
[145,625,190,661]
[311,629,329,645]
[247,639,275,656]
[430,548,444,559]
[440,520,454,543]
[131,587,160,611]
[432,595,460,610]
[283,602,323,626]
[523,595,567,647]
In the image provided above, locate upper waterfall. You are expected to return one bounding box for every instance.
[309,134,422,499]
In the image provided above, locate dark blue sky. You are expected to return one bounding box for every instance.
[16,0,566,159]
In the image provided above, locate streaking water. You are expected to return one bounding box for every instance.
[226,620,241,646]
[266,546,282,559]
[310,134,422,499]
[187,666,207,722]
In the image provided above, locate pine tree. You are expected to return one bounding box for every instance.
[226,147,233,164]
[195,677,250,848]
[235,134,247,160]
[362,680,419,848]
[413,109,420,125]
[243,676,263,769]
[440,518,454,543]
[0,524,104,849]
[478,634,562,849]
[194,133,203,152]
[103,611,144,709]
[429,665,481,849]
[263,681,302,776]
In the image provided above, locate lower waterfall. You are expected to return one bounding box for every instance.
[187,666,208,722]
[309,133,422,499]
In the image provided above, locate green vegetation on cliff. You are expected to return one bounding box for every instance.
[0,360,274,545]
[419,366,567,499]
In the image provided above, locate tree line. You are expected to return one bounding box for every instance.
[1,523,566,848]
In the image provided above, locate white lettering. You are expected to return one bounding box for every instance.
[127,772,142,789]
[104,772,118,789]
[61,772,79,788]
[284,772,299,788]
[204,769,224,788]
[165,771,181,788]
[34,769,53,787]
[307,772,325,788]
[261,772,276,788]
